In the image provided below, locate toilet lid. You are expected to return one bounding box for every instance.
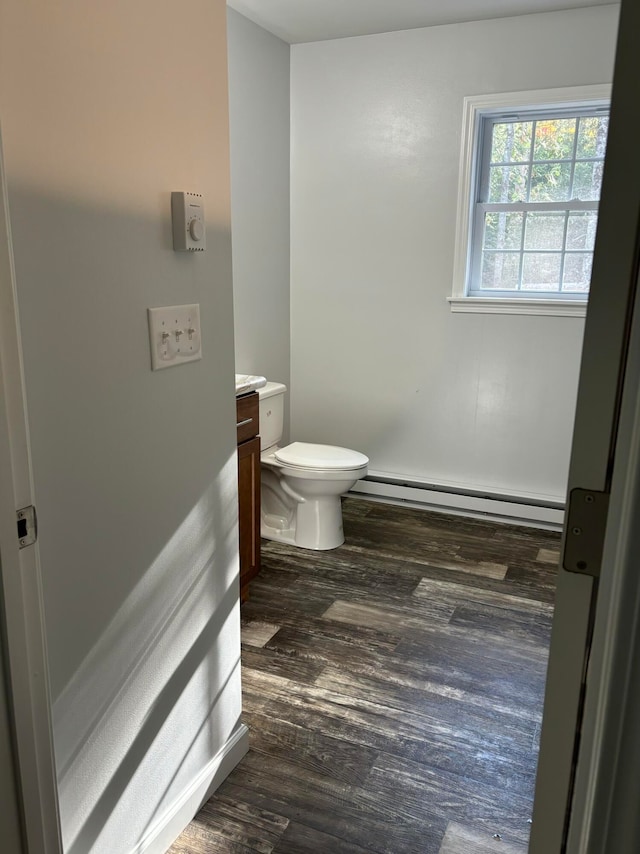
[275,442,369,471]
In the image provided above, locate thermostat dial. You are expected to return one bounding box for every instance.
[171,191,206,252]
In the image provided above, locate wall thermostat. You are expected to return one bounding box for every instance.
[171,191,206,252]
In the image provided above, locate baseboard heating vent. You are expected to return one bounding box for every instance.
[349,472,565,530]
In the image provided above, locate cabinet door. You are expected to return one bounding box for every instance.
[238,435,261,600]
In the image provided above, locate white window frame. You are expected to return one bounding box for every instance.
[449,84,611,317]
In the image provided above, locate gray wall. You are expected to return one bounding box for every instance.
[0,621,23,852]
[227,8,290,400]
[290,5,619,502]
[0,1,242,852]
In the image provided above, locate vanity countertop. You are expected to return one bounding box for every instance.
[235,374,267,396]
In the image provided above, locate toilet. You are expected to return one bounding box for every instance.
[258,382,368,550]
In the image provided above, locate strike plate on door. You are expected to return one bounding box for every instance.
[17,505,37,549]
[563,488,610,578]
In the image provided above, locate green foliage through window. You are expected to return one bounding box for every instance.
[471,108,609,298]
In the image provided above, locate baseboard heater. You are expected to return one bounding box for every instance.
[349,472,565,529]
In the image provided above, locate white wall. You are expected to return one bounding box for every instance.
[0,2,243,852]
[290,5,619,502]
[227,8,290,399]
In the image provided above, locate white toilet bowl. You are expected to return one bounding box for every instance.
[257,384,368,550]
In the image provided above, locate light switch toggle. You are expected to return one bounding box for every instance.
[147,304,202,371]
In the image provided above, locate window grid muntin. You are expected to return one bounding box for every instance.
[558,211,570,290]
[470,107,608,298]
[568,119,580,195]
[523,120,535,208]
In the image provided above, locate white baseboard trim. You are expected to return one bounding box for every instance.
[130,722,249,854]
[349,472,565,530]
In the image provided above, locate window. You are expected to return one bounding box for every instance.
[451,86,611,316]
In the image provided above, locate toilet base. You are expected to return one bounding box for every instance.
[261,494,345,551]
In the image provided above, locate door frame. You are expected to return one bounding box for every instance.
[530,0,640,850]
[0,599,24,850]
[567,249,640,854]
[0,123,62,853]
[564,1,640,843]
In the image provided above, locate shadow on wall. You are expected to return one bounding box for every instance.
[5,184,240,851]
[55,469,241,854]
[6,183,236,692]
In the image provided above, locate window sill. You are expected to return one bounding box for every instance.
[447,297,587,317]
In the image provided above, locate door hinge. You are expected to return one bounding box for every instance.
[16,505,37,549]
[563,488,610,578]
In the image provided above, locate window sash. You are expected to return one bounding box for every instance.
[477,114,608,207]
[470,201,600,298]
[469,109,607,298]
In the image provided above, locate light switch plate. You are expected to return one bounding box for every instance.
[148,304,202,371]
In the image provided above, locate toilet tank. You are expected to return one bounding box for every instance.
[258,382,287,451]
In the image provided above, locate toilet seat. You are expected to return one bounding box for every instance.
[275,442,368,471]
[261,451,367,481]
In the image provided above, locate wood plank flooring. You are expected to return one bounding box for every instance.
[169,498,560,854]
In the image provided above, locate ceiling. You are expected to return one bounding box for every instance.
[227,0,618,44]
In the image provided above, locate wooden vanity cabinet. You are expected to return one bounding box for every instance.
[236,392,260,601]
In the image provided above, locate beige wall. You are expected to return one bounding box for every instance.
[0,1,242,852]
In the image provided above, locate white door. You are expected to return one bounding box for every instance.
[0,124,62,853]
[529,1,640,851]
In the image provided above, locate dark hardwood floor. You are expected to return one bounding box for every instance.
[169,498,560,854]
